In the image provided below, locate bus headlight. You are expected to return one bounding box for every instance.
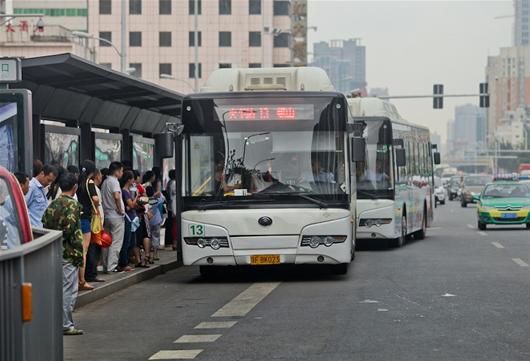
[309,236,322,248]
[301,236,347,248]
[324,236,336,247]
[210,238,221,250]
[184,237,229,250]
[197,238,207,248]
[359,218,392,227]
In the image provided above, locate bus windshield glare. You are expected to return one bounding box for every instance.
[182,94,347,205]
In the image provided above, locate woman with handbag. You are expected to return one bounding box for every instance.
[76,160,99,290]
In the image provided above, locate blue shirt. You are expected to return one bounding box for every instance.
[26,177,48,228]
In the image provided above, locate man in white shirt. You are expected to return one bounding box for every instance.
[101,162,125,272]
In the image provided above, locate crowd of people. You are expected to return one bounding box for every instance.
[5,159,178,336]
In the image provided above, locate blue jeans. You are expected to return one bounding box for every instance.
[118,217,132,268]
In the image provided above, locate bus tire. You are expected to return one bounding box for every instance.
[332,263,349,275]
[415,208,427,240]
[392,214,407,248]
[478,221,486,230]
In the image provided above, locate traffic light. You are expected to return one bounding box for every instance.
[479,82,489,108]
[433,84,443,109]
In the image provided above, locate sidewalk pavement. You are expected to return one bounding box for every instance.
[76,247,180,308]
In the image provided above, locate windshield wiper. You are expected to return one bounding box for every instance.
[254,191,329,208]
[295,193,329,208]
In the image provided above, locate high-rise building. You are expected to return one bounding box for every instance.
[1,0,6,15]
[514,0,530,46]
[311,38,366,93]
[485,46,530,142]
[447,105,487,160]
[88,0,307,92]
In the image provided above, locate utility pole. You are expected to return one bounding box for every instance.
[193,0,199,92]
[120,0,127,73]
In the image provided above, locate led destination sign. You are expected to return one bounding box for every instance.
[218,104,315,121]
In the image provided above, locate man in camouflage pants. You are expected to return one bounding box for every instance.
[42,172,84,335]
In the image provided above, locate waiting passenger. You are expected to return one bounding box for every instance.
[26,164,58,228]
[42,172,84,336]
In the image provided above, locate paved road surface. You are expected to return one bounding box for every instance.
[65,201,530,361]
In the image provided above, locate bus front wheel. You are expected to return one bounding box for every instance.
[392,214,407,248]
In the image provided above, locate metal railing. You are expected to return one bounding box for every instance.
[0,24,72,43]
[0,229,63,361]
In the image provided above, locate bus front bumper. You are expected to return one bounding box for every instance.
[183,245,352,266]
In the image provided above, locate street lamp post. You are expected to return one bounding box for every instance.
[71,31,126,72]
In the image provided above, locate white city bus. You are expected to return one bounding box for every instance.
[176,67,364,276]
[348,97,440,247]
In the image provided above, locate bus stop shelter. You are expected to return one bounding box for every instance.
[9,53,184,173]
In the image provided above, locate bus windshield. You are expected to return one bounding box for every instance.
[355,119,392,196]
[182,94,348,206]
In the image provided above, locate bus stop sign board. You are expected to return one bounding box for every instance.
[0,58,22,83]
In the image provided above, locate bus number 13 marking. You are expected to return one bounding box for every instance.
[189,224,205,236]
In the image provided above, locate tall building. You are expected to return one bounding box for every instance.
[514,0,530,46]
[446,105,487,161]
[311,38,366,93]
[1,0,6,15]
[497,106,529,147]
[88,0,307,92]
[485,46,530,142]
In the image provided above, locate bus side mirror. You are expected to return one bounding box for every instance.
[396,148,406,167]
[351,137,366,163]
[433,152,441,165]
[155,132,174,158]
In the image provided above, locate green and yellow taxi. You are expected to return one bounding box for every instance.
[475,180,530,230]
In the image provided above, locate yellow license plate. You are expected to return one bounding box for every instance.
[250,255,280,265]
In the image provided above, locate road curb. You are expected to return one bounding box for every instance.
[76,260,181,308]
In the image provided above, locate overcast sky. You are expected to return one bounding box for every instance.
[307,0,513,142]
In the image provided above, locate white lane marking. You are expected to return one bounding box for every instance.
[467,224,474,229]
[194,321,237,329]
[478,231,487,236]
[442,293,456,297]
[491,242,504,249]
[212,282,280,318]
[377,308,389,312]
[174,334,221,343]
[512,258,530,267]
[149,350,203,360]
[359,299,380,304]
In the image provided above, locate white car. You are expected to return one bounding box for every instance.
[434,176,447,207]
